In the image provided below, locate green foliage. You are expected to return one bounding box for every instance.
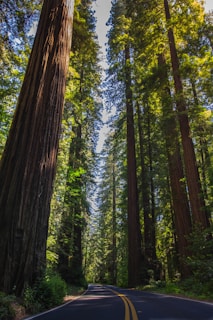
[46,235,58,269]
[179,277,213,300]
[0,292,15,320]
[23,272,67,313]
[186,226,213,286]
[23,286,42,314]
[66,285,86,296]
[0,1,41,156]
[142,277,213,301]
[142,226,213,300]
[36,273,67,309]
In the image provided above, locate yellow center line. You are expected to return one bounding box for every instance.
[124,295,138,320]
[110,288,139,320]
[119,294,130,320]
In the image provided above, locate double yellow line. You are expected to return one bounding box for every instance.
[110,289,138,320]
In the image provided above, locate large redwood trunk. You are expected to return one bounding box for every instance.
[0,0,74,295]
[164,0,209,229]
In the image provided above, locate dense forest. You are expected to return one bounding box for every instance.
[0,0,213,315]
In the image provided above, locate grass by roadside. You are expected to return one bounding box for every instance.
[137,279,213,303]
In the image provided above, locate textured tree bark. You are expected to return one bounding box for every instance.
[158,53,192,278]
[0,0,74,295]
[164,0,209,229]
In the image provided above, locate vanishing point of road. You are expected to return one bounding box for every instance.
[25,284,213,320]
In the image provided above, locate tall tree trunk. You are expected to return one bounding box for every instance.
[147,106,157,264]
[191,79,211,205]
[137,104,151,256]
[0,0,74,295]
[137,103,158,276]
[69,124,84,285]
[125,46,144,287]
[112,162,117,285]
[164,0,209,228]
[158,52,192,278]
[70,205,84,284]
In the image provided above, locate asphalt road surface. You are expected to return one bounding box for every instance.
[25,284,213,320]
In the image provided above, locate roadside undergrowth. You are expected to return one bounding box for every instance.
[138,278,213,302]
[0,276,86,320]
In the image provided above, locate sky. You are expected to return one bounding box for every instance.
[205,0,213,12]
[92,0,112,71]
[92,1,112,153]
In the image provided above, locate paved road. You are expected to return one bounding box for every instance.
[26,284,213,320]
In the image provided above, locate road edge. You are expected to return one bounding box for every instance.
[23,288,89,320]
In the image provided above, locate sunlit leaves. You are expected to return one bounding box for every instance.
[0,1,39,156]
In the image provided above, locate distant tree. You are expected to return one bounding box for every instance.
[0,0,74,295]
[86,126,126,285]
